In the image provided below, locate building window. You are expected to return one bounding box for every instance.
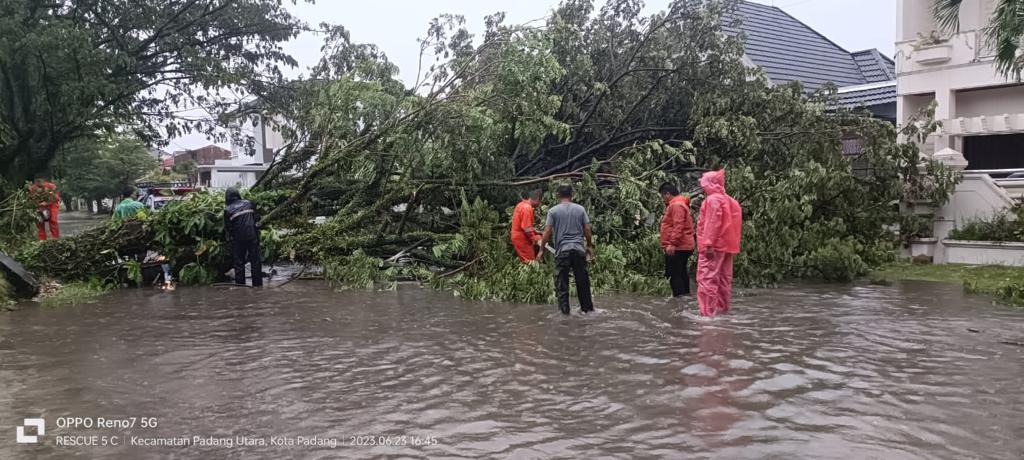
[841,137,873,176]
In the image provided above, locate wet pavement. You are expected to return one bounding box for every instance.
[57,211,107,237]
[0,281,1022,459]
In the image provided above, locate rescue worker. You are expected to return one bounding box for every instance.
[28,175,60,240]
[540,185,595,315]
[510,189,543,262]
[659,182,695,297]
[224,187,263,287]
[113,186,145,221]
[696,170,742,317]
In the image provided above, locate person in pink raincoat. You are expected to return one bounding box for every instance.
[696,170,742,316]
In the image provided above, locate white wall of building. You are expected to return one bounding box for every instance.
[209,170,260,189]
[897,0,1022,155]
[955,86,1024,118]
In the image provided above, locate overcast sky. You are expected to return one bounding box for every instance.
[170,0,896,151]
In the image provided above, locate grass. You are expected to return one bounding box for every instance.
[872,262,1024,306]
[39,281,112,308]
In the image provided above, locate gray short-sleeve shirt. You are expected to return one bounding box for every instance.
[546,202,590,255]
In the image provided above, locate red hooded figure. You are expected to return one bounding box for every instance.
[696,170,742,316]
[28,178,60,240]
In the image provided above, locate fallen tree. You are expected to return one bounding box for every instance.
[8,0,959,304]
[252,0,959,300]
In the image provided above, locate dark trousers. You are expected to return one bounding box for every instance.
[665,251,692,297]
[232,238,263,287]
[555,249,594,314]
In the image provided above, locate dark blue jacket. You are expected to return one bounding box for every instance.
[224,188,259,242]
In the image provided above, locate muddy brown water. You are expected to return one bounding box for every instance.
[1,280,1022,459]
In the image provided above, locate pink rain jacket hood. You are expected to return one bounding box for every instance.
[697,170,742,254]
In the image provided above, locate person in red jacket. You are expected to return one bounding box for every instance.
[696,170,742,316]
[659,182,695,297]
[510,190,543,262]
[28,176,60,241]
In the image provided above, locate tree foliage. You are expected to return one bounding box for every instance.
[8,0,961,303]
[56,135,157,203]
[248,0,959,299]
[0,0,309,183]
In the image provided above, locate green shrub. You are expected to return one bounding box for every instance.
[948,212,1023,242]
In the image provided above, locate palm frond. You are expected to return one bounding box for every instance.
[986,0,1024,80]
[932,0,964,33]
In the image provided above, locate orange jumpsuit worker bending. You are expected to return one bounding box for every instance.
[510,190,544,262]
[28,176,60,240]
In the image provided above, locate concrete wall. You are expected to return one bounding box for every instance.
[944,240,1024,266]
[955,86,1024,118]
[930,173,1013,263]
[899,0,996,42]
[209,171,260,189]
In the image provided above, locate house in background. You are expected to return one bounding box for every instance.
[726,0,897,122]
[167,145,231,185]
[897,0,1024,264]
[196,113,287,189]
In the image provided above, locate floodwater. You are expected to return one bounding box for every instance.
[1,280,1022,459]
[58,211,107,237]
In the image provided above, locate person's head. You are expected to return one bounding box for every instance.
[659,182,679,204]
[225,187,241,205]
[121,185,137,200]
[526,189,543,207]
[557,184,573,201]
[700,170,726,195]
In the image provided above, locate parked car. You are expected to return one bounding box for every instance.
[140,186,197,211]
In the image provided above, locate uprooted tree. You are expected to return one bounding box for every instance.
[13,0,959,303]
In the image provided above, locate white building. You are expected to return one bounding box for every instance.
[197,114,288,189]
[897,0,1024,263]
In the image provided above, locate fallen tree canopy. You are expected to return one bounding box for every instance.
[252,0,958,300]
[6,0,960,305]
[16,189,287,287]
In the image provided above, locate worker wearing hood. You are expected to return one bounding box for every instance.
[224,187,263,287]
[696,170,742,316]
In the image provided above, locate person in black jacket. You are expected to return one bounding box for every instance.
[224,187,263,287]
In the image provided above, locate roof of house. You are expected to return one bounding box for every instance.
[725,1,896,93]
[835,81,897,109]
[851,49,896,83]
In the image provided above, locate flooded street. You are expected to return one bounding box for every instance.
[1,281,1022,459]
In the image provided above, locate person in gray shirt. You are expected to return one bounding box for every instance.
[540,184,595,315]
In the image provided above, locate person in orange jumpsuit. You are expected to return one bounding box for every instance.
[510,190,543,262]
[28,176,60,241]
[696,170,742,317]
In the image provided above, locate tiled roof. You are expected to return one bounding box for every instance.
[851,49,896,83]
[835,82,897,108]
[725,1,894,93]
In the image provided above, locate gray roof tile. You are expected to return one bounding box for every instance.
[836,83,897,108]
[725,1,894,92]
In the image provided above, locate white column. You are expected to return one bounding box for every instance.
[934,89,958,150]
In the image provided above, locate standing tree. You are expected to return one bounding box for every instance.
[933,0,1024,79]
[56,135,158,210]
[0,0,310,184]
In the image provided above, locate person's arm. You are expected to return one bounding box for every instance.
[521,206,536,237]
[223,208,232,242]
[540,227,553,259]
[582,208,593,255]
